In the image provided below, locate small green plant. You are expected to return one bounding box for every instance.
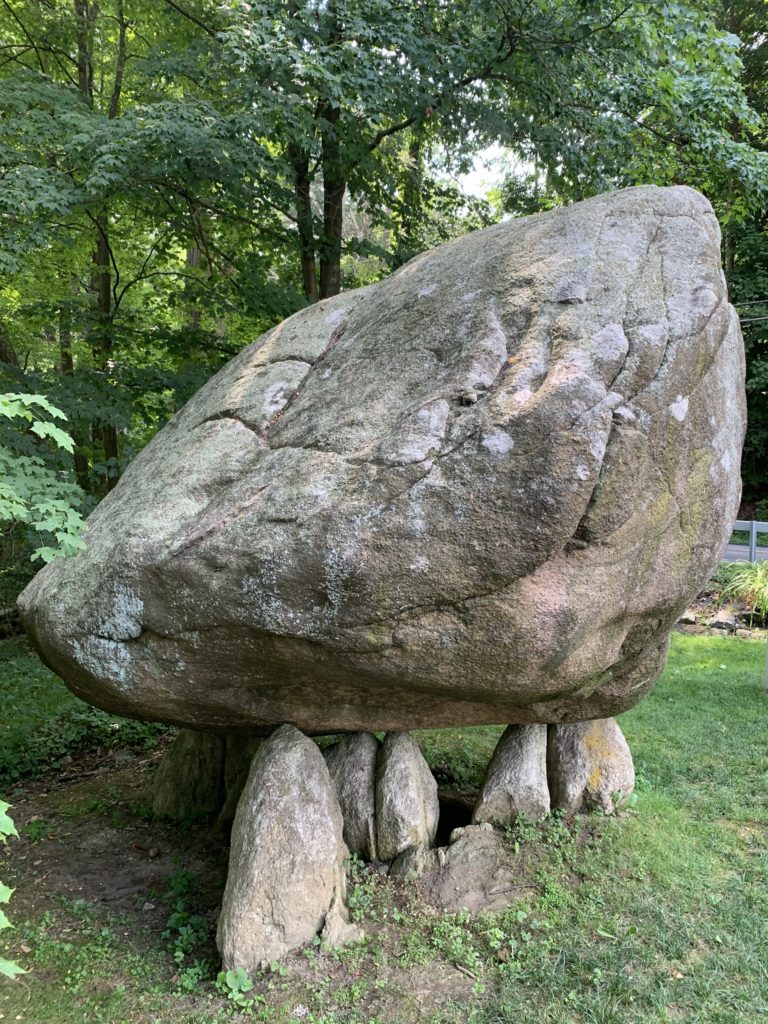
[0,799,24,979]
[504,813,541,848]
[431,910,483,972]
[719,560,768,619]
[216,965,265,1010]
[162,867,210,968]
[346,856,380,923]
[22,817,54,842]
[399,927,434,966]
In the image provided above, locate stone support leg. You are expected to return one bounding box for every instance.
[547,718,635,815]
[152,729,226,820]
[217,725,361,972]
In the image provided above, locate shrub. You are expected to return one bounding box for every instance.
[0,393,84,563]
[719,560,768,619]
[0,638,166,788]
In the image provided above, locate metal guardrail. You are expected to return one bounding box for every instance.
[731,520,768,563]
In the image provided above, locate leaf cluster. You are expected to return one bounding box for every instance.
[0,393,84,563]
[0,799,24,980]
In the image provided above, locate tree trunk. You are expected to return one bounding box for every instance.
[74,0,120,490]
[59,294,90,491]
[0,320,19,368]
[289,147,319,302]
[318,105,345,300]
[319,177,345,299]
[93,212,119,491]
[73,0,94,103]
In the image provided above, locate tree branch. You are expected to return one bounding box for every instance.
[159,0,219,39]
[0,0,46,73]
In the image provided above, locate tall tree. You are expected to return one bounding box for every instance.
[165,0,768,298]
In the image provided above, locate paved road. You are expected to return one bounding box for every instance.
[724,543,768,563]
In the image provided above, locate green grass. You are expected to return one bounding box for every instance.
[0,632,767,1023]
[0,637,166,788]
[432,633,768,1024]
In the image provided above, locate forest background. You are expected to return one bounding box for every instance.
[1,0,767,590]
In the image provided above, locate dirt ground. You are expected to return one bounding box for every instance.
[3,742,494,1023]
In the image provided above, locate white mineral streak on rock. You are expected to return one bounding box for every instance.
[262,380,291,418]
[70,636,133,690]
[482,430,514,456]
[324,307,348,326]
[635,323,668,349]
[389,400,450,465]
[669,395,689,422]
[589,323,629,377]
[99,583,143,640]
[465,311,508,391]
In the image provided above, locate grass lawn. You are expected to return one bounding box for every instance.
[0,631,766,1023]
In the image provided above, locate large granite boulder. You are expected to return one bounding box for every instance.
[18,186,745,732]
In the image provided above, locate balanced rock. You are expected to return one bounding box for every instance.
[324,732,379,861]
[376,732,439,862]
[547,718,635,815]
[18,186,745,731]
[473,724,550,825]
[217,725,358,970]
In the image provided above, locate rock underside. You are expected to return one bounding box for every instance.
[18,185,745,733]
